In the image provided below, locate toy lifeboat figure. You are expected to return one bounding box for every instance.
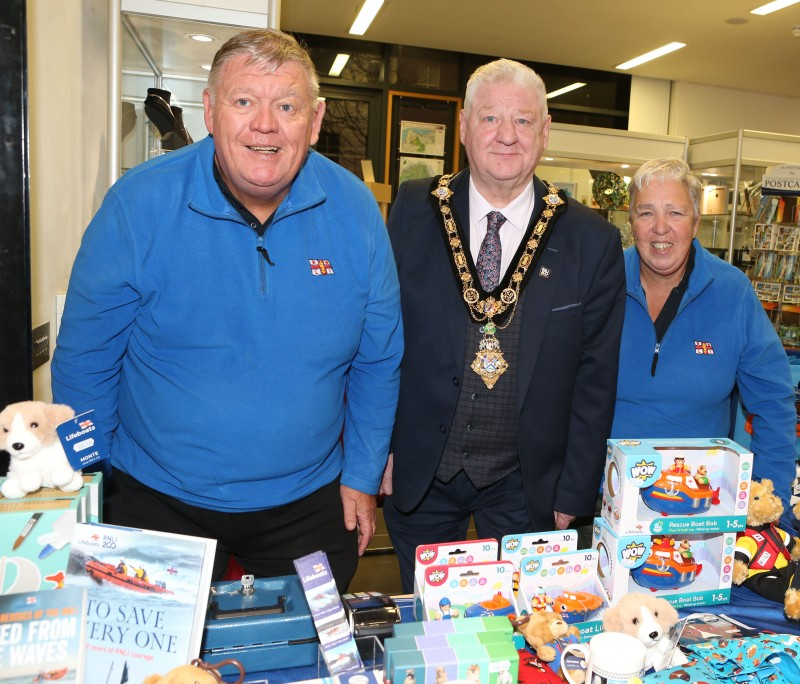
[630,536,702,591]
[551,590,603,624]
[463,591,516,619]
[84,559,173,595]
[640,458,720,515]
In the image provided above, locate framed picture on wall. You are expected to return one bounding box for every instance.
[552,181,577,198]
[399,156,445,185]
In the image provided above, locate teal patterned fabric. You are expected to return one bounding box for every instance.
[642,633,800,683]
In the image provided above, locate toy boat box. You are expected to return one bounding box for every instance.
[200,574,319,674]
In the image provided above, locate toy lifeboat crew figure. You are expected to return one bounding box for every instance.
[671,457,688,474]
[678,539,694,561]
[530,586,553,612]
[436,597,458,620]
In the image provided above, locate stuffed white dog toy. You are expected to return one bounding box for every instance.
[0,401,83,499]
[602,592,689,672]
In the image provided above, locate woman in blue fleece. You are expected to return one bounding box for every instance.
[611,158,796,520]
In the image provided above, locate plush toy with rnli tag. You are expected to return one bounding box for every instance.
[733,478,800,620]
[0,401,83,498]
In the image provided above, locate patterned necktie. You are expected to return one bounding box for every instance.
[477,210,506,291]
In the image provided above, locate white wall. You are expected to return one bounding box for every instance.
[629,76,800,139]
[27,0,110,401]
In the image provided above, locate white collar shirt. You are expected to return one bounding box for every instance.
[468,177,536,279]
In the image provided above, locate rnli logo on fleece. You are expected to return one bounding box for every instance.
[309,259,334,275]
[694,340,715,355]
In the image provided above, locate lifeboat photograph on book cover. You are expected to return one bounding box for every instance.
[64,522,217,684]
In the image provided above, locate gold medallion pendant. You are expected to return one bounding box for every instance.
[432,174,564,389]
[471,326,508,389]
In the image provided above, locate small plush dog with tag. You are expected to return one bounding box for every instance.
[0,401,83,498]
[602,592,688,672]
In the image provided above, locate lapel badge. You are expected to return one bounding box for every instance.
[309,259,334,276]
[538,266,551,279]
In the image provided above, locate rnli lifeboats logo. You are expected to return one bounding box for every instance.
[694,340,714,354]
[621,541,646,563]
[523,559,541,574]
[309,259,334,275]
[629,459,657,481]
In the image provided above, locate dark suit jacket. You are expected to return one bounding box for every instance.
[388,171,626,528]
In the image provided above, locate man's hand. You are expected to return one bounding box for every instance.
[554,511,576,530]
[379,453,393,496]
[341,484,377,556]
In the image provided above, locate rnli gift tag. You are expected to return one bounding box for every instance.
[57,409,108,469]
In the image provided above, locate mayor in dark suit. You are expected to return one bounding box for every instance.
[380,58,626,592]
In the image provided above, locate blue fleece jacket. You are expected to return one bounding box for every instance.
[612,239,796,512]
[52,137,403,511]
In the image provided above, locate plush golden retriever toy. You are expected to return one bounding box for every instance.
[143,658,245,684]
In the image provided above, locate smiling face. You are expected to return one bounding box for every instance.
[459,80,551,205]
[203,56,325,221]
[631,177,700,287]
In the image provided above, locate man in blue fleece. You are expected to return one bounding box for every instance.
[51,29,403,591]
[612,158,796,523]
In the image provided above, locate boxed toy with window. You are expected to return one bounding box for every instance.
[499,530,577,591]
[515,548,607,639]
[602,438,752,536]
[417,560,515,623]
[593,516,736,610]
[413,539,499,620]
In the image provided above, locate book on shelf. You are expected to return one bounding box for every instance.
[0,586,87,683]
[65,522,216,684]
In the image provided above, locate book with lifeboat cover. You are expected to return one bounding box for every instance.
[64,522,216,684]
[0,586,87,684]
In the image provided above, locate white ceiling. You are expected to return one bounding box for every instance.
[280,0,800,99]
[123,1,800,99]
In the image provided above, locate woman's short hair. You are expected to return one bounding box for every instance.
[629,158,702,218]
[207,29,319,104]
[464,59,548,118]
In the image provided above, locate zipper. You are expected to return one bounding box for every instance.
[651,342,660,377]
[256,234,268,295]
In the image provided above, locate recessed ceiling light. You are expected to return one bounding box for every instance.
[615,42,686,70]
[544,157,554,161]
[620,164,630,169]
[186,33,217,42]
[546,82,586,99]
[702,172,719,177]
[200,64,212,71]
[349,0,384,35]
[329,53,350,77]
[751,0,800,15]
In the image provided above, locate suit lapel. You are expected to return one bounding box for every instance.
[516,177,563,409]
[438,171,471,377]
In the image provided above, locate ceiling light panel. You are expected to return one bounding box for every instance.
[615,42,686,70]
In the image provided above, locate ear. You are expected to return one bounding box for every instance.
[602,605,622,632]
[308,98,326,147]
[49,403,76,427]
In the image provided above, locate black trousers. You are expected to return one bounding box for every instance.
[105,468,358,593]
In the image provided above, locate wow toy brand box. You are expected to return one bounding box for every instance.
[499,530,577,591]
[592,516,735,610]
[516,548,608,639]
[602,438,752,536]
[413,539,499,620]
[418,560,515,623]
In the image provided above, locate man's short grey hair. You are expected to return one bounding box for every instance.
[629,158,702,218]
[207,28,319,105]
[464,59,548,118]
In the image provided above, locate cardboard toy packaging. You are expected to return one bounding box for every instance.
[516,548,608,639]
[0,495,84,593]
[602,438,752,536]
[499,530,577,591]
[413,539,499,620]
[593,516,736,610]
[387,639,518,684]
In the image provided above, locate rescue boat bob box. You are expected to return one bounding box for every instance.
[592,516,736,610]
[601,438,753,537]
